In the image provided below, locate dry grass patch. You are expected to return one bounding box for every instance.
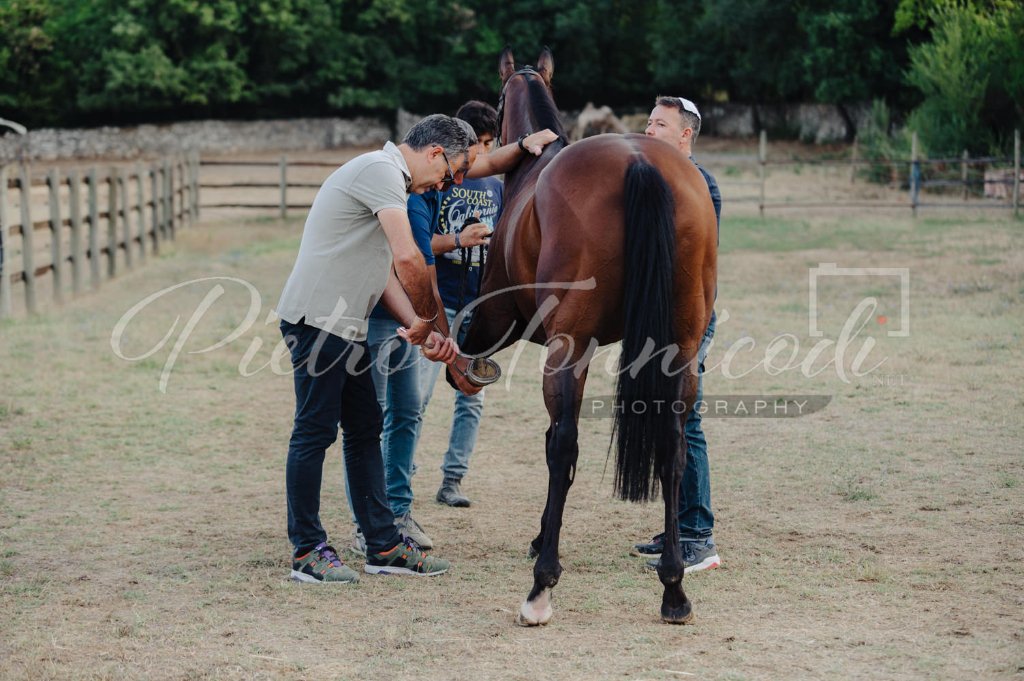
[1,204,1022,680]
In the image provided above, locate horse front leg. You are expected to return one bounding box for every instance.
[517,364,585,626]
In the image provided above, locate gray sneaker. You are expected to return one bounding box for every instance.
[349,527,367,557]
[436,477,472,507]
[290,542,360,584]
[645,537,721,574]
[394,510,433,549]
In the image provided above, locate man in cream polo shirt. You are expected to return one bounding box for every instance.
[276,114,472,583]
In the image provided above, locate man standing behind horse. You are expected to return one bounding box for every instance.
[632,95,722,575]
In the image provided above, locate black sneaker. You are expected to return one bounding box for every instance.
[630,532,665,558]
[645,538,721,574]
[364,539,450,576]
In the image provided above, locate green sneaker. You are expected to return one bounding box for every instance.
[291,542,360,584]
[364,539,450,576]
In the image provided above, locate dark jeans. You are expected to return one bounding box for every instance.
[281,319,402,557]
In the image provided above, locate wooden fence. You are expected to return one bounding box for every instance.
[707,129,1022,218]
[0,152,200,319]
[199,155,336,217]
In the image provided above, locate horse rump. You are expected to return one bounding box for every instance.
[611,160,680,503]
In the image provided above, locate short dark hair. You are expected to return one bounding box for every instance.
[455,100,499,139]
[655,96,701,145]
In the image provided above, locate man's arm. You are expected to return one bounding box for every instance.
[467,129,560,178]
[377,207,439,344]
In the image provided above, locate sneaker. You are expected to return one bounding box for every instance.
[364,539,450,576]
[394,510,433,549]
[630,532,665,558]
[436,477,472,507]
[350,527,367,557]
[290,542,360,584]
[645,538,721,574]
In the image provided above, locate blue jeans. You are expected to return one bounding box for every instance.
[281,319,402,557]
[419,308,485,480]
[344,316,423,518]
[678,313,716,541]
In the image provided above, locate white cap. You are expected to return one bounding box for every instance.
[677,97,701,121]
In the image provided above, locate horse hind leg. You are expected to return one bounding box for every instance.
[658,366,698,624]
[517,355,587,627]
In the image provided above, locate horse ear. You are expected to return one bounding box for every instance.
[537,47,554,86]
[499,45,515,85]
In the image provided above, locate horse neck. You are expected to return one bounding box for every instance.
[504,140,560,201]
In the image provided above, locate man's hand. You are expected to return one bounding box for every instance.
[459,216,492,248]
[420,331,459,364]
[522,129,559,155]
[396,316,434,346]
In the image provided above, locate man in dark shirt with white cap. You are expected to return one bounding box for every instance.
[633,95,722,575]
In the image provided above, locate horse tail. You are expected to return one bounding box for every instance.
[612,160,679,503]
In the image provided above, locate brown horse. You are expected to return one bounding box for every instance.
[458,47,718,625]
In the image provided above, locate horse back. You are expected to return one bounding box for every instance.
[530,134,718,347]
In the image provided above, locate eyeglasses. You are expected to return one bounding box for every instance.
[440,149,455,183]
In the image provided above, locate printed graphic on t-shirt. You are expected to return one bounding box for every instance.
[437,181,502,267]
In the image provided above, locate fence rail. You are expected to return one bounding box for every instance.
[701,129,1021,218]
[199,154,334,217]
[0,151,200,319]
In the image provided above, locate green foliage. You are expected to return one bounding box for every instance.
[0,0,1013,152]
[859,99,913,184]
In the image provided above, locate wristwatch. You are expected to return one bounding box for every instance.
[517,134,528,152]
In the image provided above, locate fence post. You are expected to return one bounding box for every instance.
[180,157,188,226]
[151,162,161,243]
[1014,129,1020,219]
[87,169,100,290]
[0,165,10,319]
[135,162,147,262]
[107,167,118,277]
[166,159,175,239]
[47,169,64,303]
[911,131,919,219]
[759,129,767,218]
[120,169,132,270]
[68,170,83,295]
[280,154,288,219]
[19,165,36,314]
[961,150,969,202]
[850,135,858,184]
[192,151,200,223]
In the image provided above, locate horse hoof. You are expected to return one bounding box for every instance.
[517,599,552,627]
[661,606,696,625]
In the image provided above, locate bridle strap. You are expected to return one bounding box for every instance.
[496,66,541,147]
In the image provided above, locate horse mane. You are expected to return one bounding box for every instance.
[527,76,569,147]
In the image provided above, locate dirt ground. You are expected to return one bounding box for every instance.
[1,151,1023,680]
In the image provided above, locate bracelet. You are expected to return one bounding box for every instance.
[517,134,528,153]
[416,311,438,324]
[455,230,462,249]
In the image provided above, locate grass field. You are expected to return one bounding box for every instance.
[1,201,1022,679]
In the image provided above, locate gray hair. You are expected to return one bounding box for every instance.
[655,96,701,146]
[403,114,471,159]
[454,117,478,146]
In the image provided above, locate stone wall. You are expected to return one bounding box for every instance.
[0,116,392,164]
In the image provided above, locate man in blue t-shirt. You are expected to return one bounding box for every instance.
[633,95,723,576]
[420,101,503,509]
